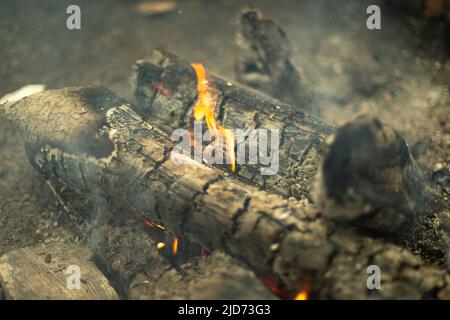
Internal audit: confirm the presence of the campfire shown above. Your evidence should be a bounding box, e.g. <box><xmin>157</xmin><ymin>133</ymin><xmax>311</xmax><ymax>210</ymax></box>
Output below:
<box><xmin>0</xmin><ymin>1</ymin><xmax>449</xmax><ymax>302</ymax></box>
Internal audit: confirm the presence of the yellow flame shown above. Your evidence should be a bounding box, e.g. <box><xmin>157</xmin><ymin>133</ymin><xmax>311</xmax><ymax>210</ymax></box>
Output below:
<box><xmin>294</xmin><ymin>290</ymin><xmax>308</xmax><ymax>300</ymax></box>
<box><xmin>172</xmin><ymin>236</ymin><xmax>179</xmax><ymax>256</ymax></box>
<box><xmin>191</xmin><ymin>63</ymin><xmax>235</xmax><ymax>172</ymax></box>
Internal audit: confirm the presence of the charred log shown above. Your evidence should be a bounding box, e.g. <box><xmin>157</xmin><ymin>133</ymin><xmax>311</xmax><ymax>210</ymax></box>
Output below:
<box><xmin>2</xmin><ymin>86</ymin><xmax>449</xmax><ymax>299</ymax></box>
<box><xmin>132</xmin><ymin>49</ymin><xmax>330</xmax><ymax>202</ymax></box>
<box><xmin>314</xmin><ymin>115</ymin><xmax>441</xmax><ymax>222</ymax></box>
<box><xmin>313</xmin><ymin>115</ymin><xmax>447</xmax><ymax>263</ymax></box>
<box><xmin>235</xmin><ymin>8</ymin><xmax>312</xmax><ymax>109</ymax></box>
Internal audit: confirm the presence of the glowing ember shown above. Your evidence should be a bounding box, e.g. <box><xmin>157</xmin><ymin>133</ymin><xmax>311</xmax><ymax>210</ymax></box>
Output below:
<box><xmin>260</xmin><ymin>276</ymin><xmax>291</xmax><ymax>299</ymax></box>
<box><xmin>155</xmin><ymin>242</ymin><xmax>166</xmax><ymax>250</ymax></box>
<box><xmin>144</xmin><ymin>219</ymin><xmax>166</xmax><ymax>231</ymax></box>
<box><xmin>153</xmin><ymin>83</ymin><xmax>172</xmax><ymax>97</ymax></box>
<box><xmin>191</xmin><ymin>63</ymin><xmax>236</xmax><ymax>172</ymax></box>
<box><xmin>294</xmin><ymin>290</ymin><xmax>308</xmax><ymax>300</ymax></box>
<box><xmin>172</xmin><ymin>236</ymin><xmax>179</xmax><ymax>256</ymax></box>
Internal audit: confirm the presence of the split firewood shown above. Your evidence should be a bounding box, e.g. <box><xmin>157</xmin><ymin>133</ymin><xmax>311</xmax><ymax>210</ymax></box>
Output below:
<box><xmin>0</xmin><ymin>242</ymin><xmax>119</xmax><ymax>300</ymax></box>
<box><xmin>129</xmin><ymin>251</ymin><xmax>278</xmax><ymax>300</ymax></box>
<box><xmin>235</xmin><ymin>8</ymin><xmax>312</xmax><ymax>109</ymax></box>
<box><xmin>2</xmin><ymin>86</ymin><xmax>449</xmax><ymax>299</ymax></box>
<box><xmin>132</xmin><ymin>49</ymin><xmax>331</xmax><ymax>202</ymax></box>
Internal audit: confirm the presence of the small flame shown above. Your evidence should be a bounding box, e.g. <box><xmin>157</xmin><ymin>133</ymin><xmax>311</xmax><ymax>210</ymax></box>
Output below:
<box><xmin>172</xmin><ymin>236</ymin><xmax>179</xmax><ymax>256</ymax></box>
<box><xmin>294</xmin><ymin>290</ymin><xmax>308</xmax><ymax>300</ymax></box>
<box><xmin>191</xmin><ymin>63</ymin><xmax>236</xmax><ymax>172</ymax></box>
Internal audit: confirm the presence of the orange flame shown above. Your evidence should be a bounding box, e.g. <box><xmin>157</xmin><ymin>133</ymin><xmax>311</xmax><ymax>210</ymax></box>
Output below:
<box><xmin>172</xmin><ymin>236</ymin><xmax>179</xmax><ymax>256</ymax></box>
<box><xmin>294</xmin><ymin>290</ymin><xmax>308</xmax><ymax>300</ymax></box>
<box><xmin>191</xmin><ymin>63</ymin><xmax>236</xmax><ymax>172</ymax></box>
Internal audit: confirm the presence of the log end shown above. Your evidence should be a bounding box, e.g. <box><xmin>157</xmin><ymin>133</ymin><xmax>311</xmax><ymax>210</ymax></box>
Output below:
<box><xmin>313</xmin><ymin>115</ymin><xmax>429</xmax><ymax>230</ymax></box>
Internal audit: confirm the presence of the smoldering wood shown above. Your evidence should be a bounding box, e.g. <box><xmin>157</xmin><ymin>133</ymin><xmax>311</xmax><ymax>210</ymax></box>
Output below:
<box><xmin>314</xmin><ymin>116</ymin><xmax>441</xmax><ymax>221</ymax></box>
<box><xmin>131</xmin><ymin>49</ymin><xmax>331</xmax><ymax>203</ymax></box>
<box><xmin>313</xmin><ymin>115</ymin><xmax>448</xmax><ymax>263</ymax></box>
<box><xmin>131</xmin><ymin>51</ymin><xmax>443</xmax><ymax>240</ymax></box>
<box><xmin>90</xmin><ymin>223</ymin><xmax>159</xmax><ymax>294</ymax></box>
<box><xmin>2</xmin><ymin>86</ymin><xmax>449</xmax><ymax>299</ymax></box>
<box><xmin>129</xmin><ymin>251</ymin><xmax>278</xmax><ymax>300</ymax></box>
<box><xmin>235</xmin><ymin>8</ymin><xmax>312</xmax><ymax>109</ymax></box>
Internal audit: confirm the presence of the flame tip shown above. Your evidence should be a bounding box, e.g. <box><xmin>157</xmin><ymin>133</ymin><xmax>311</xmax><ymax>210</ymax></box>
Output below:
<box><xmin>191</xmin><ymin>63</ymin><xmax>236</xmax><ymax>173</ymax></box>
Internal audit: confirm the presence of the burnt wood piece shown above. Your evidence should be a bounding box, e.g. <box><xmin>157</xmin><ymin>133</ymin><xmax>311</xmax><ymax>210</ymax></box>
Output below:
<box><xmin>2</xmin><ymin>87</ymin><xmax>449</xmax><ymax>299</ymax></box>
<box><xmin>0</xmin><ymin>242</ymin><xmax>119</xmax><ymax>300</ymax></box>
<box><xmin>313</xmin><ymin>116</ymin><xmax>447</xmax><ymax>263</ymax></box>
<box><xmin>132</xmin><ymin>49</ymin><xmax>331</xmax><ymax>201</ymax></box>
<box><xmin>235</xmin><ymin>8</ymin><xmax>312</xmax><ymax>109</ymax></box>
<box><xmin>314</xmin><ymin>115</ymin><xmax>442</xmax><ymax>223</ymax></box>
<box><xmin>129</xmin><ymin>251</ymin><xmax>278</xmax><ymax>300</ymax></box>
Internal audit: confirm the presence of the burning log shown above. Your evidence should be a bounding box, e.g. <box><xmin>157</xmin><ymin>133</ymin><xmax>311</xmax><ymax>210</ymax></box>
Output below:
<box><xmin>2</xmin><ymin>86</ymin><xmax>449</xmax><ymax>299</ymax></box>
<box><xmin>235</xmin><ymin>8</ymin><xmax>312</xmax><ymax>109</ymax></box>
<box><xmin>130</xmin><ymin>51</ymin><xmax>444</xmax><ymax>241</ymax></box>
<box><xmin>132</xmin><ymin>49</ymin><xmax>331</xmax><ymax>202</ymax></box>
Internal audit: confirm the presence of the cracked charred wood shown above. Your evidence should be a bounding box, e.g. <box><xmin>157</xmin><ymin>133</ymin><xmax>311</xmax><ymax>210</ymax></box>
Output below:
<box><xmin>314</xmin><ymin>115</ymin><xmax>441</xmax><ymax>224</ymax></box>
<box><xmin>235</xmin><ymin>8</ymin><xmax>312</xmax><ymax>109</ymax></box>
<box><xmin>129</xmin><ymin>251</ymin><xmax>278</xmax><ymax>300</ymax></box>
<box><xmin>2</xmin><ymin>86</ymin><xmax>449</xmax><ymax>299</ymax></box>
<box><xmin>132</xmin><ymin>49</ymin><xmax>331</xmax><ymax>201</ymax></box>
<box><xmin>313</xmin><ymin>115</ymin><xmax>447</xmax><ymax>262</ymax></box>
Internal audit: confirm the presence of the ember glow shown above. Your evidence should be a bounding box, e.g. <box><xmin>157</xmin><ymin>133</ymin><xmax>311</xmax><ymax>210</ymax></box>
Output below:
<box><xmin>144</xmin><ymin>219</ymin><xmax>180</xmax><ymax>256</ymax></box>
<box><xmin>191</xmin><ymin>63</ymin><xmax>236</xmax><ymax>172</ymax></box>
<box><xmin>294</xmin><ymin>290</ymin><xmax>308</xmax><ymax>300</ymax></box>
<box><xmin>156</xmin><ymin>242</ymin><xmax>166</xmax><ymax>250</ymax></box>
<box><xmin>144</xmin><ymin>219</ymin><xmax>166</xmax><ymax>231</ymax></box>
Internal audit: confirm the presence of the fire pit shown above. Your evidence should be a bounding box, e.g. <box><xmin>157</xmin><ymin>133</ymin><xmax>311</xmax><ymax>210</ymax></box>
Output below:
<box><xmin>0</xmin><ymin>0</ymin><xmax>449</xmax><ymax>301</ymax></box>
